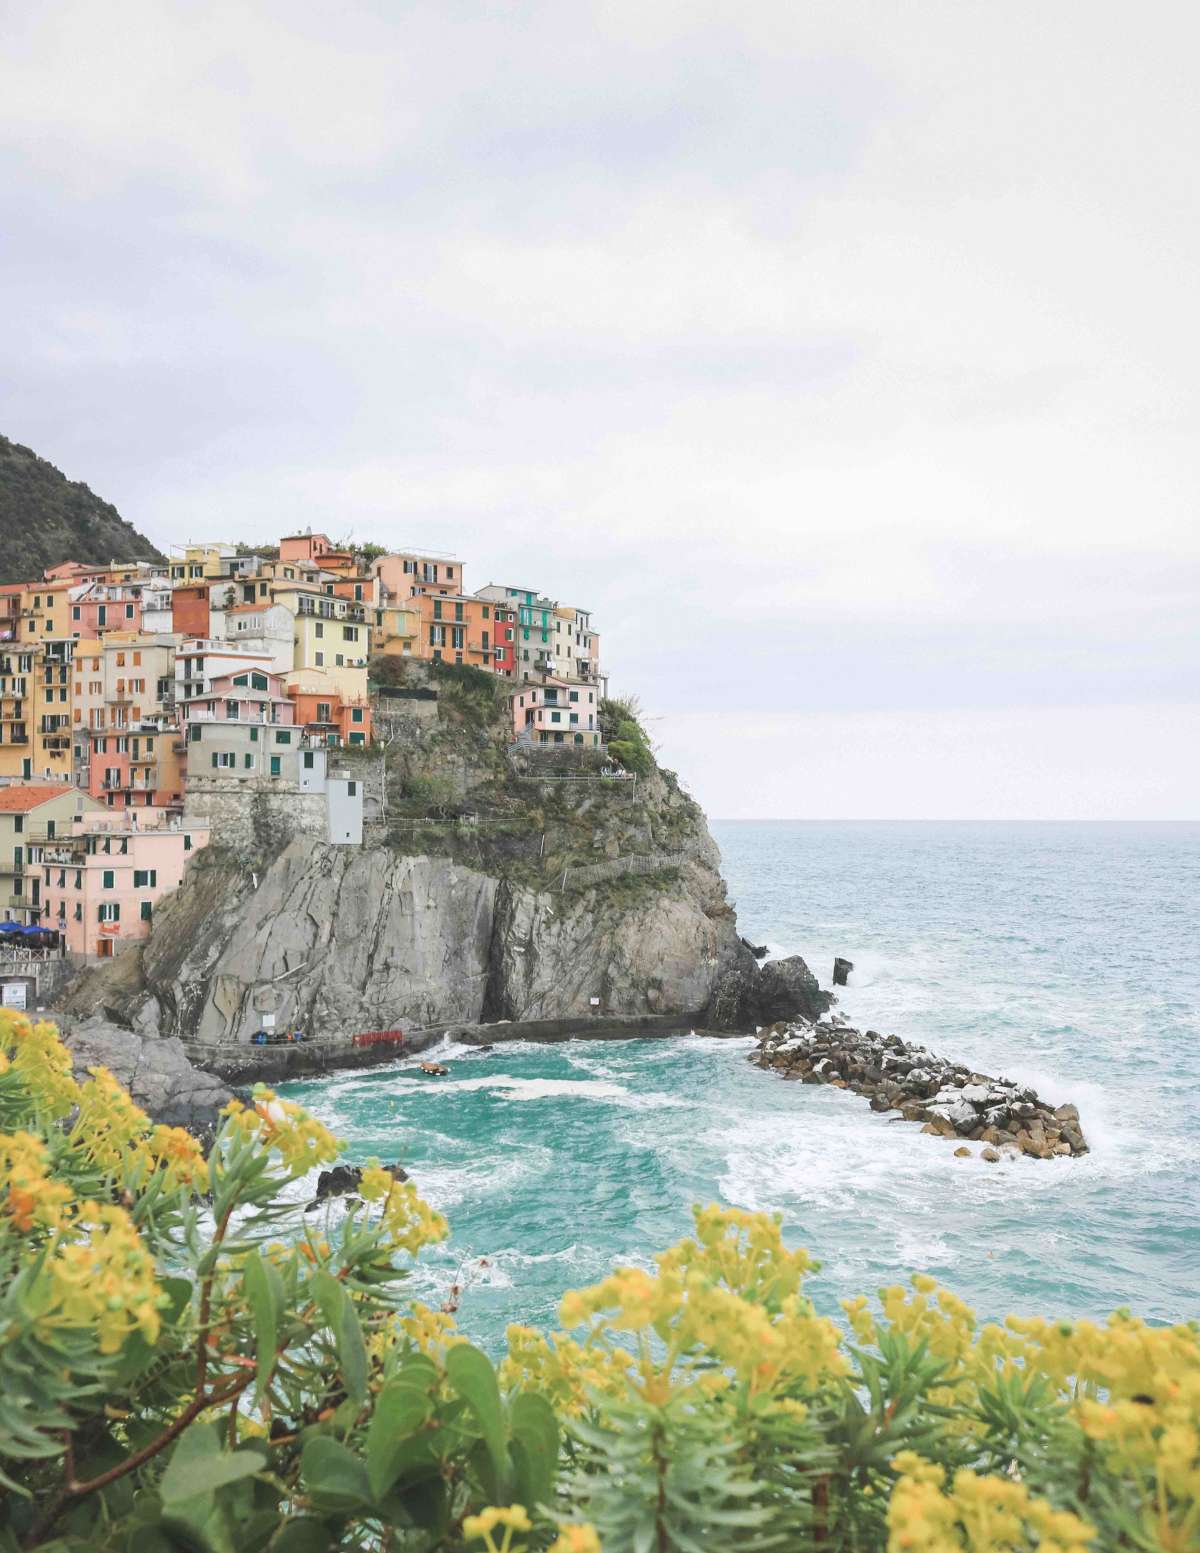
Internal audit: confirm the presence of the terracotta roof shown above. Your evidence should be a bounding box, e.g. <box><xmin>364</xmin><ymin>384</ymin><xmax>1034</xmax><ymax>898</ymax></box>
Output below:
<box><xmin>0</xmin><ymin>785</ymin><xmax>74</xmax><ymax>812</ymax></box>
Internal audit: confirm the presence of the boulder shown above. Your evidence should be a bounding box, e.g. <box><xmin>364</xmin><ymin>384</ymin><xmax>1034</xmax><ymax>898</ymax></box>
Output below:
<box><xmin>707</xmin><ymin>954</ymin><xmax>831</xmax><ymax>1031</ymax></box>
<box><xmin>832</xmin><ymin>957</ymin><xmax>854</xmax><ymax>986</ymax></box>
<box><xmin>953</xmin><ymin>1146</ymin><xmax>971</xmax><ymax>1158</ymax></box>
<box><xmin>63</xmin><ymin>1016</ymin><xmax>233</xmax><ymax>1129</ymax></box>
<box><xmin>981</xmin><ymin>1147</ymin><xmax>1001</xmax><ymax>1163</ymax></box>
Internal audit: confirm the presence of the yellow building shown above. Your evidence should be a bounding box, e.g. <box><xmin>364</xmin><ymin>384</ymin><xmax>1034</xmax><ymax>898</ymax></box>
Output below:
<box><xmin>371</xmin><ymin>602</ymin><xmax>419</xmax><ymax>657</ymax></box>
<box><xmin>168</xmin><ymin>544</ymin><xmax>237</xmax><ymax>582</ymax></box>
<box><xmin>271</xmin><ymin>584</ymin><xmax>372</xmax><ymax>702</ymax></box>
<box><xmin>0</xmin><ymin>645</ymin><xmax>74</xmax><ymax>783</ymax></box>
<box><xmin>17</xmin><ymin>580</ymin><xmax>75</xmax><ymax>645</ymax></box>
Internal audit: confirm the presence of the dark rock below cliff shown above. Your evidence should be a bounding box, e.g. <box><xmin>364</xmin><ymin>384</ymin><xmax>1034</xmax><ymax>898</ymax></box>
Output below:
<box><xmin>705</xmin><ymin>954</ymin><xmax>831</xmax><ymax>1031</ymax></box>
<box><xmin>64</xmin><ymin>1016</ymin><xmax>234</xmax><ymax>1127</ymax></box>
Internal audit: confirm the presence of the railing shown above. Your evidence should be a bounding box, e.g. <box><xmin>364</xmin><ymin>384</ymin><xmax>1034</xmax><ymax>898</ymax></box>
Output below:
<box><xmin>560</xmin><ymin>851</ymin><xmax>687</xmax><ymax>891</ymax></box>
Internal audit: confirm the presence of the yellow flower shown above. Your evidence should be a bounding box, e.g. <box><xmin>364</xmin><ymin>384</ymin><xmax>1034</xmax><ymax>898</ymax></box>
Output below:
<box><xmin>43</xmin><ymin>1203</ymin><xmax>162</xmax><ymax>1354</ymax></box>
<box><xmin>463</xmin><ymin>1504</ymin><xmax>532</xmax><ymax>1551</ymax></box>
<box><xmin>223</xmin><ymin>1086</ymin><xmax>342</xmax><ymax>1174</ymax></box>
<box><xmin>358</xmin><ymin>1159</ymin><xmax>448</xmax><ymax>1253</ymax></box>
<box><xmin>69</xmin><ymin>1066</ymin><xmax>150</xmax><ymax>1171</ymax></box>
<box><xmin>548</xmin><ymin>1526</ymin><xmax>602</xmax><ymax>1553</ymax></box>
<box><xmin>0</xmin><ymin>1011</ymin><xmax>80</xmax><ymax>1117</ymax></box>
<box><xmin>400</xmin><ymin>1301</ymin><xmax>465</xmax><ymax>1357</ymax></box>
<box><xmin>143</xmin><ymin>1124</ymin><xmax>210</xmax><ymax>1192</ymax></box>
<box><xmin>0</xmin><ymin>1130</ymin><xmax>74</xmax><ymax>1232</ymax></box>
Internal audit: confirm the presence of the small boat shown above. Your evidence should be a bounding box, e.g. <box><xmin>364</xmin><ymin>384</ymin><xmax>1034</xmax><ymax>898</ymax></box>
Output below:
<box><xmin>418</xmin><ymin>1061</ymin><xmax>449</xmax><ymax>1077</ymax></box>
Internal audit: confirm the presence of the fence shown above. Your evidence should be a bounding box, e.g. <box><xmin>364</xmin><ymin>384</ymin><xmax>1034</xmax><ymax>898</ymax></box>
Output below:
<box><xmin>560</xmin><ymin>850</ymin><xmax>688</xmax><ymax>891</ymax></box>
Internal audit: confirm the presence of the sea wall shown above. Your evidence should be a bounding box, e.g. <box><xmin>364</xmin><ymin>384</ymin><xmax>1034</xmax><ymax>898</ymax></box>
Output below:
<box><xmin>752</xmin><ymin>1019</ymin><xmax>1088</xmax><ymax>1160</ymax></box>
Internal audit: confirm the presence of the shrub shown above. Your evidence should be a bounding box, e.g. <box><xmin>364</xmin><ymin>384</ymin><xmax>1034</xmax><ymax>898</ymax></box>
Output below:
<box><xmin>598</xmin><ymin>699</ymin><xmax>654</xmax><ymax>778</ymax></box>
<box><xmin>2</xmin><ymin>1011</ymin><xmax>1197</xmax><ymax>1552</ymax></box>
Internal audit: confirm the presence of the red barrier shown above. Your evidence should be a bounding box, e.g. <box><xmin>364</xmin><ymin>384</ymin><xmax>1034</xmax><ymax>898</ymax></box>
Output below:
<box><xmin>351</xmin><ymin>1030</ymin><xmax>408</xmax><ymax>1049</ymax></box>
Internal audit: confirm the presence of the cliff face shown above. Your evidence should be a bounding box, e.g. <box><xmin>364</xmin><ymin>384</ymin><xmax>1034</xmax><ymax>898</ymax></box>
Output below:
<box><xmin>66</xmin><ymin>664</ymin><xmax>815</xmax><ymax>1041</ymax></box>
<box><xmin>69</xmin><ymin>795</ymin><xmax>751</xmax><ymax>1043</ymax></box>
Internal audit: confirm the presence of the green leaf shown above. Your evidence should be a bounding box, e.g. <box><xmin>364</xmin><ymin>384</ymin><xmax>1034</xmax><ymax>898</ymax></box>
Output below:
<box><xmin>310</xmin><ymin>1271</ymin><xmax>367</xmax><ymax>1405</ymax></box>
<box><xmin>444</xmin><ymin>1344</ymin><xmax>509</xmax><ymax>1499</ymax></box>
<box><xmin>299</xmin><ymin>1437</ymin><xmax>371</xmax><ymax>1515</ymax></box>
<box><xmin>510</xmin><ymin>1391</ymin><xmax>559</xmax><ymax>1509</ymax></box>
<box><xmin>271</xmin><ymin>1522</ymin><xmax>331</xmax><ymax>1553</ymax></box>
<box><xmin>160</xmin><ymin>1424</ymin><xmax>261</xmax><ymax>1506</ymax></box>
<box><xmin>243</xmin><ymin>1251</ymin><xmax>283</xmax><ymax>1405</ymax></box>
<box><xmin>366</xmin><ymin>1381</ymin><xmax>432</xmax><ymax>1500</ymax></box>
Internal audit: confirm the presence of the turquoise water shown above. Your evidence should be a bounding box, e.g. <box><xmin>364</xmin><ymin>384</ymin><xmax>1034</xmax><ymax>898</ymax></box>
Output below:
<box><xmin>279</xmin><ymin>822</ymin><xmax>1200</xmax><ymax>1346</ymax></box>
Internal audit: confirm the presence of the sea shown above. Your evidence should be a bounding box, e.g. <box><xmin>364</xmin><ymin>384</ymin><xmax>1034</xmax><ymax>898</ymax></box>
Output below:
<box><xmin>277</xmin><ymin>821</ymin><xmax>1200</xmax><ymax>1348</ymax></box>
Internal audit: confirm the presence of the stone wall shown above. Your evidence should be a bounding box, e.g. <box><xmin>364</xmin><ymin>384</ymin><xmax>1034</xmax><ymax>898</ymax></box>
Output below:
<box><xmin>184</xmin><ymin>776</ymin><xmax>328</xmax><ymax>853</ymax></box>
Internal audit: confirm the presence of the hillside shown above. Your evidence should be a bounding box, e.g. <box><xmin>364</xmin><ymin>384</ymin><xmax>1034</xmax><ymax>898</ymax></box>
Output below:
<box><xmin>65</xmin><ymin>660</ymin><xmax>826</xmax><ymax>1039</ymax></box>
<box><xmin>0</xmin><ymin>434</ymin><xmax>164</xmax><ymax>581</ymax></box>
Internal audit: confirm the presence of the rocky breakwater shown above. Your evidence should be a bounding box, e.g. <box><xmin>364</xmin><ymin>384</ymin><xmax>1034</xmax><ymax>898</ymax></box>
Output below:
<box><xmin>752</xmin><ymin>1020</ymin><xmax>1088</xmax><ymax>1160</ymax></box>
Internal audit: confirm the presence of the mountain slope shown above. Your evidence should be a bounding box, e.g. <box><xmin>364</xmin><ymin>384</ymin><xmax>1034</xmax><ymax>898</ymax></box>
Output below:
<box><xmin>0</xmin><ymin>435</ymin><xmax>164</xmax><ymax>581</ymax></box>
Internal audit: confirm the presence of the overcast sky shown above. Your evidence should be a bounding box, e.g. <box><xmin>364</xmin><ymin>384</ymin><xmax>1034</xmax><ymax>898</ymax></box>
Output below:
<box><xmin>2</xmin><ymin>1</ymin><xmax>1196</xmax><ymax>818</ymax></box>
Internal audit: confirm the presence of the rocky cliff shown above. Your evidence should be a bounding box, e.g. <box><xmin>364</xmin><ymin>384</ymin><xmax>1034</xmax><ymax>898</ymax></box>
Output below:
<box><xmin>65</xmin><ymin>665</ymin><xmax>825</xmax><ymax>1043</ymax></box>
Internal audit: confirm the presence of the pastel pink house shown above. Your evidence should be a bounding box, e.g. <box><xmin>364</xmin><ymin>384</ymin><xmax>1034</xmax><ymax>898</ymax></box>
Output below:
<box><xmin>31</xmin><ymin>815</ymin><xmax>211</xmax><ymax>960</ymax></box>
<box><xmin>68</xmin><ymin>583</ymin><xmax>144</xmax><ymax>638</ymax></box>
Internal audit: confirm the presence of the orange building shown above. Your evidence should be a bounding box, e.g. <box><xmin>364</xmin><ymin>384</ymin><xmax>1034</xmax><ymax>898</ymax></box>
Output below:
<box><xmin>17</xmin><ymin>580</ymin><xmax>76</xmax><ymax>645</ymax></box>
<box><xmin>284</xmin><ymin>668</ymin><xmax>372</xmax><ymax>748</ymax></box>
<box><xmin>410</xmin><ymin>590</ymin><xmax>498</xmax><ymax>669</ymax></box>
<box><xmin>171</xmin><ymin>584</ymin><xmax>210</xmax><ymax>638</ymax></box>
<box><xmin>373</xmin><ymin>551</ymin><xmax>462</xmax><ymax>600</ymax></box>
<box><xmin>278</xmin><ymin>531</ymin><xmax>354</xmax><ymax>569</ymax></box>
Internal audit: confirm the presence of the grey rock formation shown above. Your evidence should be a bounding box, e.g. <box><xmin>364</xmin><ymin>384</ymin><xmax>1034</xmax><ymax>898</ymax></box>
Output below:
<box><xmin>64</xmin><ymin>1015</ymin><xmax>234</xmax><ymax>1127</ymax></box>
<box><xmin>751</xmin><ymin>1021</ymin><xmax>1087</xmax><ymax>1158</ymax></box>
<box><xmin>705</xmin><ymin>954</ymin><xmax>831</xmax><ymax>1032</ymax></box>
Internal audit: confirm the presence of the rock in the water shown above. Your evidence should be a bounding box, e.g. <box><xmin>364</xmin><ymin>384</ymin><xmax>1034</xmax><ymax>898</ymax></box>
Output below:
<box><xmin>749</xmin><ymin>1019</ymin><xmax>1087</xmax><ymax>1161</ymax></box>
<box><xmin>308</xmin><ymin>1161</ymin><xmax>409</xmax><ymax>1209</ymax></box>
<box><xmin>706</xmin><ymin>954</ymin><xmax>831</xmax><ymax>1031</ymax></box>
<box><xmin>741</xmin><ymin>938</ymin><xmax>769</xmax><ymax>959</ymax></box>
<box><xmin>981</xmin><ymin>1146</ymin><xmax>1001</xmax><ymax>1162</ymax></box>
<box><xmin>63</xmin><ymin>1016</ymin><xmax>234</xmax><ymax>1128</ymax></box>
<box><xmin>954</xmin><ymin>1145</ymin><xmax>971</xmax><ymax>1158</ymax></box>
<box><xmin>832</xmin><ymin>956</ymin><xmax>854</xmax><ymax>986</ymax></box>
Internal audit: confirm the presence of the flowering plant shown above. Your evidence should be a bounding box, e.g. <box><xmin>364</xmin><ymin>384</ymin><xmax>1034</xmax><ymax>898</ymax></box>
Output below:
<box><xmin>2</xmin><ymin>1008</ymin><xmax>1197</xmax><ymax>1552</ymax></box>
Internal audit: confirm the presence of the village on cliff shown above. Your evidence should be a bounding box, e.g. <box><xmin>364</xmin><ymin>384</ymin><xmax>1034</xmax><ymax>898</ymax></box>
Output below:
<box><xmin>0</xmin><ymin>534</ymin><xmax>605</xmax><ymax>974</ymax></box>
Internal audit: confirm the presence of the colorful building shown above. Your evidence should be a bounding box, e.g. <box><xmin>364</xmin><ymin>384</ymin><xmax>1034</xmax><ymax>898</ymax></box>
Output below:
<box><xmin>477</xmin><ymin>585</ymin><xmax>557</xmax><ymax>681</ymax></box>
<box><xmin>373</xmin><ymin>551</ymin><xmax>463</xmax><ymax>600</ymax></box>
<box><xmin>370</xmin><ymin>602</ymin><xmax>419</xmax><ymax>658</ymax></box>
<box><xmin>279</xmin><ymin>531</ymin><xmax>354</xmax><ymax>569</ymax></box>
<box><xmin>510</xmin><ymin>679</ymin><xmax>601</xmax><ymax>746</ymax></box>
<box><xmin>409</xmin><ymin>590</ymin><xmax>498</xmax><ymax>669</ymax></box>
<box><xmin>171</xmin><ymin>583</ymin><xmax>211</xmax><ymax>639</ymax></box>
<box><xmin>284</xmin><ymin>668</ymin><xmax>372</xmax><ymax>747</ymax></box>
<box><xmin>0</xmin><ymin>784</ymin><xmax>104</xmax><ymax>924</ymax></box>
<box><xmin>269</xmin><ymin>584</ymin><xmax>371</xmax><ymax>702</ymax></box>
<box><xmin>30</xmin><ymin>813</ymin><xmax>210</xmax><ymax>959</ymax></box>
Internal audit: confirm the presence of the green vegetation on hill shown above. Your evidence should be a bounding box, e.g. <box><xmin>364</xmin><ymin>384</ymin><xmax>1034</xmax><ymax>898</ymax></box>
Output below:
<box><xmin>0</xmin><ymin>434</ymin><xmax>163</xmax><ymax>582</ymax></box>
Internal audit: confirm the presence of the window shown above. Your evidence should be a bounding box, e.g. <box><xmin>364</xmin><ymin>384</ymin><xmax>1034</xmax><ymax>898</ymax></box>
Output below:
<box><xmin>270</xmin><ymin>756</ymin><xmax>281</xmax><ymax>777</ymax></box>
<box><xmin>454</xmin><ymin>603</ymin><xmax>464</xmax><ymax>622</ymax></box>
<box><xmin>226</xmin><ymin>700</ymin><xmax>239</xmax><ymax>719</ymax></box>
<box><xmin>303</xmin><ymin>752</ymin><xmax>315</xmax><ymax>769</ymax></box>
<box><xmin>244</xmin><ymin>753</ymin><xmax>254</xmax><ymax>769</ymax></box>
<box><xmin>315</xmin><ymin>652</ymin><xmax>324</xmax><ymax>666</ymax></box>
<box><xmin>249</xmin><ymin>726</ymin><xmax>258</xmax><ymax>742</ymax></box>
<box><xmin>351</xmin><ymin>707</ymin><xmax>363</xmax><ymax>723</ymax></box>
<box><xmin>335</xmin><ymin>654</ymin><xmax>344</xmax><ymax>667</ymax></box>
<box><xmin>13</xmin><ymin>816</ymin><xmax>22</xmax><ymax>834</ymax></box>
<box><xmin>183</xmin><ymin>835</ymin><xmax>192</xmax><ymax>851</ymax></box>
<box><xmin>433</xmin><ymin>600</ymin><xmax>442</xmax><ymax>619</ymax></box>
<box><xmin>482</xmin><ymin>605</ymin><xmax>490</xmax><ymax>619</ymax></box>
<box><xmin>342</xmin><ymin>625</ymin><xmax>358</xmax><ymax>642</ymax></box>
<box><xmin>140</xmin><ymin>900</ymin><xmax>153</xmax><ymax>922</ymax></box>
<box><xmin>251</xmin><ymin>672</ymin><xmax>269</xmax><ymax>690</ymax></box>
<box><xmin>315</xmin><ymin>622</ymin><xmax>324</xmax><ymax>638</ymax></box>
<box><xmin>98</xmin><ymin>902</ymin><xmax>120</xmax><ymax>922</ymax></box>
<box><xmin>347</xmin><ymin>781</ymin><xmax>357</xmax><ymax>796</ymax></box>
<box><xmin>102</xmin><ymin>869</ymin><xmax>115</xmax><ymax>889</ymax></box>
<box><xmin>569</xmin><ymin>690</ymin><xmax>579</xmax><ymax>702</ymax></box>
<box><xmin>550</xmin><ymin>711</ymin><xmax>561</xmax><ymax>724</ymax></box>
<box><xmin>133</xmin><ymin>869</ymin><xmax>157</xmax><ymax>888</ymax></box>
<box><xmin>275</xmin><ymin>730</ymin><xmax>291</xmax><ymax>745</ymax></box>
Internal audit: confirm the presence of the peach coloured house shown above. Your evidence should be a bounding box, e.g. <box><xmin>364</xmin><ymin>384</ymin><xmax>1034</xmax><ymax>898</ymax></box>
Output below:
<box><xmin>279</xmin><ymin>531</ymin><xmax>354</xmax><ymax>569</ymax></box>
<box><xmin>372</xmin><ymin>551</ymin><xmax>463</xmax><ymax>600</ymax></box>
<box><xmin>67</xmin><ymin>582</ymin><xmax>143</xmax><ymax>639</ymax></box>
<box><xmin>30</xmin><ymin>814</ymin><xmax>210</xmax><ymax>960</ymax></box>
